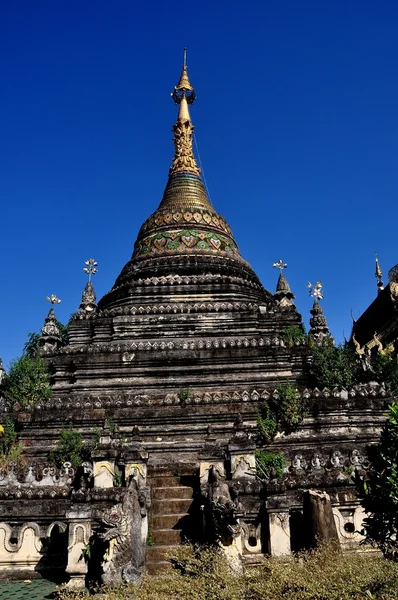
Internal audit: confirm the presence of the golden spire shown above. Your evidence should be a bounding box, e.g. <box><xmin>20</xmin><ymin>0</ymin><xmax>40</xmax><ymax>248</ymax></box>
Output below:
<box><xmin>375</xmin><ymin>253</ymin><xmax>384</xmax><ymax>294</ymax></box>
<box><xmin>169</xmin><ymin>48</ymin><xmax>200</xmax><ymax>176</ymax></box>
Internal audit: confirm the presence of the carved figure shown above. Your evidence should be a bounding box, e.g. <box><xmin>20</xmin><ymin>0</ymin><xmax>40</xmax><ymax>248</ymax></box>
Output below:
<box><xmin>99</xmin><ymin>478</ymin><xmax>149</xmax><ymax>585</ymax></box>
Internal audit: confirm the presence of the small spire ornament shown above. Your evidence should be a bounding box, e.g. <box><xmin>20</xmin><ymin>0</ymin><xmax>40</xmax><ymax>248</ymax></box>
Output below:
<box><xmin>307</xmin><ymin>281</ymin><xmax>332</xmax><ymax>345</ymax></box>
<box><xmin>80</xmin><ymin>258</ymin><xmax>98</xmax><ymax>312</ymax></box>
<box><xmin>273</xmin><ymin>260</ymin><xmax>295</xmax><ymax>308</ymax></box>
<box><xmin>40</xmin><ymin>295</ymin><xmax>61</xmax><ymax>353</ymax></box>
<box><xmin>375</xmin><ymin>254</ymin><xmax>384</xmax><ymax>294</ymax></box>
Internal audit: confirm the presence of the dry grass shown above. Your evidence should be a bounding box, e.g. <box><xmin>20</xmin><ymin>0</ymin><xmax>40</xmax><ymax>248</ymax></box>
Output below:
<box><xmin>55</xmin><ymin>544</ymin><xmax>398</xmax><ymax>600</ymax></box>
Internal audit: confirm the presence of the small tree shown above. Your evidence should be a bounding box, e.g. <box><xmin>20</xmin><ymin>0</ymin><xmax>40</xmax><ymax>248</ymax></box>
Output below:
<box><xmin>309</xmin><ymin>338</ymin><xmax>359</xmax><ymax>389</ymax></box>
<box><xmin>49</xmin><ymin>426</ymin><xmax>91</xmax><ymax>469</ymax></box>
<box><xmin>0</xmin><ymin>355</ymin><xmax>52</xmax><ymax>407</ymax></box>
<box><xmin>358</xmin><ymin>402</ymin><xmax>398</xmax><ymax>559</ymax></box>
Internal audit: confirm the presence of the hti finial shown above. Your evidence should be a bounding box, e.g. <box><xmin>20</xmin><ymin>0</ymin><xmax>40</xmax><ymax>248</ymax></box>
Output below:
<box><xmin>375</xmin><ymin>253</ymin><xmax>384</xmax><ymax>294</ymax></box>
<box><xmin>307</xmin><ymin>281</ymin><xmax>324</xmax><ymax>301</ymax></box>
<box><xmin>273</xmin><ymin>259</ymin><xmax>288</xmax><ymax>273</ymax></box>
<box><xmin>46</xmin><ymin>294</ymin><xmax>61</xmax><ymax>305</ymax></box>
<box><xmin>83</xmin><ymin>258</ymin><xmax>98</xmax><ymax>283</ymax></box>
<box><xmin>172</xmin><ymin>48</ymin><xmax>195</xmax><ymax>104</ymax></box>
<box><xmin>169</xmin><ymin>49</ymin><xmax>200</xmax><ymax>176</ymax></box>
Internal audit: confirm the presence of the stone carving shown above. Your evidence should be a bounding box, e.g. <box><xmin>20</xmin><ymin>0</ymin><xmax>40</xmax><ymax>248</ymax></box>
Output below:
<box><xmin>99</xmin><ymin>478</ymin><xmax>149</xmax><ymax>585</ymax></box>
<box><xmin>311</xmin><ymin>454</ymin><xmax>326</xmax><ymax>470</ymax></box>
<box><xmin>80</xmin><ymin>281</ymin><xmax>97</xmax><ymax>312</ymax></box>
<box><xmin>292</xmin><ymin>455</ymin><xmax>307</xmax><ymax>470</ymax></box>
<box><xmin>0</xmin><ymin>522</ymin><xmax>43</xmax><ymax>570</ymax></box>
<box><xmin>200</xmin><ymin>466</ymin><xmax>241</xmax><ymax>545</ymax></box>
<box><xmin>39</xmin><ymin>307</ymin><xmax>61</xmax><ymax>353</ymax></box>
<box><xmin>330</xmin><ymin>451</ymin><xmax>344</xmax><ymax>469</ymax></box>
<box><xmin>0</xmin><ymin>462</ymin><xmax>75</xmax><ymax>487</ymax></box>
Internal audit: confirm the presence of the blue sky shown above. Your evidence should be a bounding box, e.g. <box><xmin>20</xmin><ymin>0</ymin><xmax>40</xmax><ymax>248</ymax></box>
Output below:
<box><xmin>1</xmin><ymin>1</ymin><xmax>398</xmax><ymax>368</ymax></box>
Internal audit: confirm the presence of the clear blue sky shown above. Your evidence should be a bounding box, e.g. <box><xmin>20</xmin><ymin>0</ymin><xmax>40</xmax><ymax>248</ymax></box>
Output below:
<box><xmin>1</xmin><ymin>1</ymin><xmax>398</xmax><ymax>368</ymax></box>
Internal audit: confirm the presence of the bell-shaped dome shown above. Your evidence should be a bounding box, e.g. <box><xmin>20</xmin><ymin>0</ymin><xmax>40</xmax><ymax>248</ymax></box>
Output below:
<box><xmin>99</xmin><ymin>54</ymin><xmax>270</xmax><ymax>311</ymax></box>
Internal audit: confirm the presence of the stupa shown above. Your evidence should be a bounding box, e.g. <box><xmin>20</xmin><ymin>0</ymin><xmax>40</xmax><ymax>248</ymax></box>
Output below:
<box><xmin>0</xmin><ymin>52</ymin><xmax>389</xmax><ymax>585</ymax></box>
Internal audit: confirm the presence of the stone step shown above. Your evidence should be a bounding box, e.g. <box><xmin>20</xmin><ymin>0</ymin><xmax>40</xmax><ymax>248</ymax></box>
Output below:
<box><xmin>152</xmin><ymin>486</ymin><xmax>193</xmax><ymax>500</ymax></box>
<box><xmin>152</xmin><ymin>513</ymin><xmax>189</xmax><ymax>530</ymax></box>
<box><xmin>152</xmin><ymin>528</ymin><xmax>182</xmax><ymax>545</ymax></box>
<box><xmin>147</xmin><ymin>545</ymin><xmax>179</xmax><ymax>561</ymax></box>
<box><xmin>152</xmin><ymin>498</ymin><xmax>192</xmax><ymax>515</ymax></box>
<box><xmin>146</xmin><ymin>560</ymin><xmax>172</xmax><ymax>575</ymax></box>
<box><xmin>148</xmin><ymin>476</ymin><xmax>181</xmax><ymax>488</ymax></box>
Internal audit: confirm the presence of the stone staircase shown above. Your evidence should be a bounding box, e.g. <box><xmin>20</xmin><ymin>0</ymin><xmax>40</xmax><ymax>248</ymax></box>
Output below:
<box><xmin>146</xmin><ymin>475</ymin><xmax>194</xmax><ymax>575</ymax></box>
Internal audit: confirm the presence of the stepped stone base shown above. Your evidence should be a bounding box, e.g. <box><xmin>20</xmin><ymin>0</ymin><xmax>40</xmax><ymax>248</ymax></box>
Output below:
<box><xmin>147</xmin><ymin>475</ymin><xmax>195</xmax><ymax>575</ymax></box>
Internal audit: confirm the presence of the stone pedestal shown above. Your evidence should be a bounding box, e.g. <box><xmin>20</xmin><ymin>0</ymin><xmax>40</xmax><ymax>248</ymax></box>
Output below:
<box><xmin>65</xmin><ymin>510</ymin><xmax>91</xmax><ymax>589</ymax></box>
<box><xmin>228</xmin><ymin>439</ymin><xmax>256</xmax><ymax>480</ymax></box>
<box><xmin>269</xmin><ymin>510</ymin><xmax>291</xmax><ymax>556</ymax></box>
<box><xmin>92</xmin><ymin>443</ymin><xmax>118</xmax><ymax>488</ymax></box>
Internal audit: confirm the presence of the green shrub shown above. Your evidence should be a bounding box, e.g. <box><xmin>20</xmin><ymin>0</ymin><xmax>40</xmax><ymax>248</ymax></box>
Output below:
<box><xmin>0</xmin><ymin>355</ymin><xmax>52</xmax><ymax>407</ymax></box>
<box><xmin>283</xmin><ymin>325</ymin><xmax>306</xmax><ymax>347</ymax></box>
<box><xmin>357</xmin><ymin>402</ymin><xmax>398</xmax><ymax>559</ymax></box>
<box><xmin>0</xmin><ymin>417</ymin><xmax>24</xmax><ymax>470</ymax></box>
<box><xmin>49</xmin><ymin>426</ymin><xmax>91</xmax><ymax>469</ymax></box>
<box><xmin>309</xmin><ymin>337</ymin><xmax>358</xmax><ymax>389</ymax></box>
<box><xmin>53</xmin><ymin>543</ymin><xmax>398</xmax><ymax>600</ymax></box>
<box><xmin>257</xmin><ymin>383</ymin><xmax>305</xmax><ymax>443</ymax></box>
<box><xmin>178</xmin><ymin>389</ymin><xmax>191</xmax><ymax>401</ymax></box>
<box><xmin>255</xmin><ymin>450</ymin><xmax>285</xmax><ymax>481</ymax></box>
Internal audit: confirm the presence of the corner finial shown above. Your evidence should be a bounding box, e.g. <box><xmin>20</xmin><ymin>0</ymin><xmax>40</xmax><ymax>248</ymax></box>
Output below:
<box><xmin>81</xmin><ymin>258</ymin><xmax>98</xmax><ymax>312</ymax></box>
<box><xmin>307</xmin><ymin>282</ymin><xmax>332</xmax><ymax>345</ymax></box>
<box><xmin>169</xmin><ymin>49</ymin><xmax>200</xmax><ymax>176</ymax></box>
<box><xmin>375</xmin><ymin>253</ymin><xmax>384</xmax><ymax>294</ymax></box>
<box><xmin>273</xmin><ymin>260</ymin><xmax>295</xmax><ymax>308</ymax></box>
<box><xmin>40</xmin><ymin>295</ymin><xmax>62</xmax><ymax>353</ymax></box>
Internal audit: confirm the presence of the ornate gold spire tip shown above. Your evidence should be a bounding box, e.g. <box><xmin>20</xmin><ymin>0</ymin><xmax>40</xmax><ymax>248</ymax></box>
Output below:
<box><xmin>169</xmin><ymin>49</ymin><xmax>200</xmax><ymax>177</ymax></box>
<box><xmin>375</xmin><ymin>253</ymin><xmax>384</xmax><ymax>293</ymax></box>
<box><xmin>375</xmin><ymin>254</ymin><xmax>382</xmax><ymax>278</ymax></box>
<box><xmin>172</xmin><ymin>47</ymin><xmax>195</xmax><ymax>101</ymax></box>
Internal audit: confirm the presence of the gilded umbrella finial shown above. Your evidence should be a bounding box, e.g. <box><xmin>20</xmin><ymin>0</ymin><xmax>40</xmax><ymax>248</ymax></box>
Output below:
<box><xmin>169</xmin><ymin>49</ymin><xmax>200</xmax><ymax>176</ymax></box>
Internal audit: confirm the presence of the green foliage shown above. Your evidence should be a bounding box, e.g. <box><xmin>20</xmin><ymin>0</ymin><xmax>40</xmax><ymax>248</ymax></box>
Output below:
<box><xmin>49</xmin><ymin>426</ymin><xmax>91</xmax><ymax>469</ymax></box>
<box><xmin>257</xmin><ymin>383</ymin><xmax>305</xmax><ymax>443</ymax></box>
<box><xmin>373</xmin><ymin>354</ymin><xmax>398</xmax><ymax>397</ymax></box>
<box><xmin>54</xmin><ymin>544</ymin><xmax>398</xmax><ymax>600</ymax></box>
<box><xmin>0</xmin><ymin>417</ymin><xmax>24</xmax><ymax>469</ymax></box>
<box><xmin>309</xmin><ymin>337</ymin><xmax>358</xmax><ymax>389</ymax></box>
<box><xmin>23</xmin><ymin>332</ymin><xmax>41</xmax><ymax>358</ymax></box>
<box><xmin>0</xmin><ymin>355</ymin><xmax>52</xmax><ymax>407</ymax></box>
<box><xmin>283</xmin><ymin>324</ymin><xmax>306</xmax><ymax>347</ymax></box>
<box><xmin>80</xmin><ymin>541</ymin><xmax>91</xmax><ymax>563</ymax></box>
<box><xmin>179</xmin><ymin>389</ymin><xmax>191</xmax><ymax>401</ymax></box>
<box><xmin>357</xmin><ymin>402</ymin><xmax>398</xmax><ymax>559</ymax></box>
<box><xmin>0</xmin><ymin>417</ymin><xmax>17</xmax><ymax>456</ymax></box>
<box><xmin>113</xmin><ymin>473</ymin><xmax>123</xmax><ymax>487</ymax></box>
<box><xmin>255</xmin><ymin>449</ymin><xmax>285</xmax><ymax>481</ymax></box>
